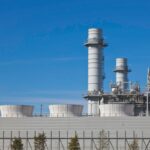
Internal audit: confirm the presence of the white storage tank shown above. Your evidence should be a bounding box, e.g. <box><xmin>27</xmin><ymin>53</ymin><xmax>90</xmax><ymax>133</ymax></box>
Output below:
<box><xmin>99</xmin><ymin>103</ymin><xmax>135</xmax><ymax>117</ymax></box>
<box><xmin>49</xmin><ymin>104</ymin><xmax>83</xmax><ymax>117</ymax></box>
<box><xmin>0</xmin><ymin>105</ymin><xmax>34</xmax><ymax>117</ymax></box>
<box><xmin>88</xmin><ymin>100</ymin><xmax>99</xmax><ymax>116</ymax></box>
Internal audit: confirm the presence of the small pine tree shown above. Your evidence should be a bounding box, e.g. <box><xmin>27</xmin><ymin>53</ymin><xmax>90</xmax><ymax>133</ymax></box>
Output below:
<box><xmin>11</xmin><ymin>137</ymin><xmax>23</xmax><ymax>150</ymax></box>
<box><xmin>129</xmin><ymin>138</ymin><xmax>139</xmax><ymax>150</ymax></box>
<box><xmin>98</xmin><ymin>130</ymin><xmax>109</xmax><ymax>150</ymax></box>
<box><xmin>68</xmin><ymin>133</ymin><xmax>81</xmax><ymax>150</ymax></box>
<box><xmin>34</xmin><ymin>133</ymin><xmax>46</xmax><ymax>150</ymax></box>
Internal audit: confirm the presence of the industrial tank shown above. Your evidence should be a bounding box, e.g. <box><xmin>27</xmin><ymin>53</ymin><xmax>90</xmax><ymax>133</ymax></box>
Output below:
<box><xmin>88</xmin><ymin>100</ymin><xmax>99</xmax><ymax>116</ymax></box>
<box><xmin>49</xmin><ymin>104</ymin><xmax>83</xmax><ymax>117</ymax></box>
<box><xmin>99</xmin><ymin>103</ymin><xmax>135</xmax><ymax>117</ymax></box>
<box><xmin>0</xmin><ymin>105</ymin><xmax>34</xmax><ymax>117</ymax></box>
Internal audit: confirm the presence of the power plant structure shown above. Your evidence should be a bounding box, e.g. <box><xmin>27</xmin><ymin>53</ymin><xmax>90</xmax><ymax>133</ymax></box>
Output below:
<box><xmin>84</xmin><ymin>28</ymin><xmax>146</xmax><ymax>117</ymax></box>
<box><xmin>0</xmin><ymin>28</ymin><xmax>150</xmax><ymax>149</ymax></box>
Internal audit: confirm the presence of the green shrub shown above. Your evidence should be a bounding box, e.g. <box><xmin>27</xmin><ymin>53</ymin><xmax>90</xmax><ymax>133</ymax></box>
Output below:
<box><xmin>34</xmin><ymin>133</ymin><xmax>46</xmax><ymax>150</ymax></box>
<box><xmin>11</xmin><ymin>137</ymin><xmax>23</xmax><ymax>150</ymax></box>
<box><xmin>68</xmin><ymin>133</ymin><xmax>81</xmax><ymax>150</ymax></box>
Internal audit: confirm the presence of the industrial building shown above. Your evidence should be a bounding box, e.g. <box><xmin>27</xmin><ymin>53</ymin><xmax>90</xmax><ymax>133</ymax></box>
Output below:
<box><xmin>0</xmin><ymin>28</ymin><xmax>150</xmax><ymax>149</ymax></box>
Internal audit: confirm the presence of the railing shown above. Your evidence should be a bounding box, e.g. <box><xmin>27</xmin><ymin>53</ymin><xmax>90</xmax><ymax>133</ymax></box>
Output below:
<box><xmin>85</xmin><ymin>38</ymin><xmax>107</xmax><ymax>46</ymax></box>
<box><xmin>115</xmin><ymin>66</ymin><xmax>131</xmax><ymax>72</ymax></box>
<box><xmin>0</xmin><ymin>130</ymin><xmax>150</xmax><ymax>150</ymax></box>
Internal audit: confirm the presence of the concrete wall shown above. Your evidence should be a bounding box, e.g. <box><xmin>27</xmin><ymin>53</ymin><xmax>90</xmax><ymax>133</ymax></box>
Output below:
<box><xmin>0</xmin><ymin>117</ymin><xmax>150</xmax><ymax>149</ymax></box>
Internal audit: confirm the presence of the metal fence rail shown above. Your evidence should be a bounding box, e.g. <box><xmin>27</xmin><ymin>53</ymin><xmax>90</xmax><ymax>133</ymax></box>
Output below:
<box><xmin>0</xmin><ymin>131</ymin><xmax>150</xmax><ymax>150</ymax></box>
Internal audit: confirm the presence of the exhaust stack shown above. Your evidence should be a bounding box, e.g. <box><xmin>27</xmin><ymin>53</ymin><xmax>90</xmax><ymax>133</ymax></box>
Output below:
<box><xmin>85</xmin><ymin>28</ymin><xmax>106</xmax><ymax>93</ymax></box>
<box><xmin>114</xmin><ymin>58</ymin><xmax>131</xmax><ymax>92</ymax></box>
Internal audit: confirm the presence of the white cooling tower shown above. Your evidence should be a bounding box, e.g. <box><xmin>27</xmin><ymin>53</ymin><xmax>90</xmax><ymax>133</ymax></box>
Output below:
<box><xmin>49</xmin><ymin>104</ymin><xmax>83</xmax><ymax>117</ymax></box>
<box><xmin>0</xmin><ymin>105</ymin><xmax>34</xmax><ymax>117</ymax></box>
<box><xmin>99</xmin><ymin>103</ymin><xmax>135</xmax><ymax>117</ymax></box>
<box><xmin>114</xmin><ymin>58</ymin><xmax>131</xmax><ymax>92</ymax></box>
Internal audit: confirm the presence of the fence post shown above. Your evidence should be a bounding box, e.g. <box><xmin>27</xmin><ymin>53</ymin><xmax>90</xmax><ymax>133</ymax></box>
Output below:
<box><xmin>10</xmin><ymin>131</ymin><xmax>13</xmax><ymax>150</ymax></box>
<box><xmin>83</xmin><ymin>131</ymin><xmax>85</xmax><ymax>150</ymax></box>
<box><xmin>91</xmin><ymin>131</ymin><xmax>93</xmax><ymax>150</ymax></box>
<box><xmin>26</xmin><ymin>131</ymin><xmax>28</xmax><ymax>150</ymax></box>
<box><xmin>116</xmin><ymin>131</ymin><xmax>118</xmax><ymax>150</ymax></box>
<box><xmin>58</xmin><ymin>131</ymin><xmax>60</xmax><ymax>150</ymax></box>
<box><xmin>2</xmin><ymin>131</ymin><xmax>5</xmax><ymax>150</ymax></box>
<box><xmin>125</xmin><ymin>131</ymin><xmax>127</xmax><ymax>150</ymax></box>
<box><xmin>67</xmin><ymin>131</ymin><xmax>69</xmax><ymax>150</ymax></box>
<box><xmin>50</xmin><ymin>131</ymin><xmax>52</xmax><ymax>150</ymax></box>
<box><xmin>108</xmin><ymin>131</ymin><xmax>110</xmax><ymax>150</ymax></box>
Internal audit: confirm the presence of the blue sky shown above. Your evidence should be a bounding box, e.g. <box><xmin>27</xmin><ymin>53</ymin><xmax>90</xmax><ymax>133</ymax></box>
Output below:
<box><xmin>0</xmin><ymin>0</ymin><xmax>150</xmax><ymax>113</ymax></box>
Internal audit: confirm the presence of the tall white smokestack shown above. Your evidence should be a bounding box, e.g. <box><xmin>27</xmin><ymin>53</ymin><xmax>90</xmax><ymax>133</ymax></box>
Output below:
<box><xmin>84</xmin><ymin>28</ymin><xmax>107</xmax><ymax>116</ymax></box>
<box><xmin>114</xmin><ymin>58</ymin><xmax>131</xmax><ymax>92</ymax></box>
<box><xmin>85</xmin><ymin>28</ymin><xmax>105</xmax><ymax>93</ymax></box>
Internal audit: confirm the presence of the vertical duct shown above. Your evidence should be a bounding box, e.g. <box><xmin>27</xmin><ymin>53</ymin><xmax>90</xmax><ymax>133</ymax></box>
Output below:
<box><xmin>114</xmin><ymin>58</ymin><xmax>131</xmax><ymax>92</ymax></box>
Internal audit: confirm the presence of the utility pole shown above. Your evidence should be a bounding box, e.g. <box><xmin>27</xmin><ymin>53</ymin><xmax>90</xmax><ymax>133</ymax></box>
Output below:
<box><xmin>146</xmin><ymin>68</ymin><xmax>150</xmax><ymax>116</ymax></box>
<box><xmin>40</xmin><ymin>104</ymin><xmax>43</xmax><ymax>116</ymax></box>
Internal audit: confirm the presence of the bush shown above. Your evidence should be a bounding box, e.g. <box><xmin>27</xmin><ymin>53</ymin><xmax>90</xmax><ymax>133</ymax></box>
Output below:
<box><xmin>68</xmin><ymin>133</ymin><xmax>81</xmax><ymax>150</ymax></box>
<box><xmin>34</xmin><ymin>133</ymin><xmax>47</xmax><ymax>150</ymax></box>
<box><xmin>11</xmin><ymin>137</ymin><xmax>23</xmax><ymax>150</ymax></box>
<box><xmin>129</xmin><ymin>138</ymin><xmax>139</xmax><ymax>150</ymax></box>
<box><xmin>98</xmin><ymin>130</ymin><xmax>109</xmax><ymax>150</ymax></box>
